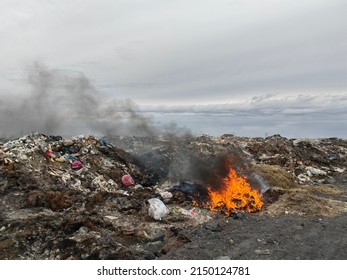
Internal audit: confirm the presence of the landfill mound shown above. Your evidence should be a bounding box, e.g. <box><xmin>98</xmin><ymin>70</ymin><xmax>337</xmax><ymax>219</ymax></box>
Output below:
<box><xmin>0</xmin><ymin>133</ymin><xmax>346</xmax><ymax>260</ymax></box>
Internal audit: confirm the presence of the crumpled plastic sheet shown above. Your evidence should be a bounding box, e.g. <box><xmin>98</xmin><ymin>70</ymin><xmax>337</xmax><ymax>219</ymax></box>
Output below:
<box><xmin>148</xmin><ymin>198</ymin><xmax>169</xmax><ymax>220</ymax></box>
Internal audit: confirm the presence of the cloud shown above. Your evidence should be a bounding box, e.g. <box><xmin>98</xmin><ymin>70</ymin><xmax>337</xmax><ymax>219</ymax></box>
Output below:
<box><xmin>142</xmin><ymin>93</ymin><xmax>347</xmax><ymax>138</ymax></box>
<box><xmin>0</xmin><ymin>64</ymin><xmax>345</xmax><ymax>138</ymax></box>
<box><xmin>0</xmin><ymin>0</ymin><xmax>346</xmax><ymax>105</ymax></box>
<box><xmin>0</xmin><ymin>1</ymin><xmax>345</xmax><ymax>138</ymax></box>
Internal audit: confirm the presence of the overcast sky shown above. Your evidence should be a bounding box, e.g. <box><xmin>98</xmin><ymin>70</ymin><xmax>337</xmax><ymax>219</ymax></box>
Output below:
<box><xmin>0</xmin><ymin>0</ymin><xmax>346</xmax><ymax>137</ymax></box>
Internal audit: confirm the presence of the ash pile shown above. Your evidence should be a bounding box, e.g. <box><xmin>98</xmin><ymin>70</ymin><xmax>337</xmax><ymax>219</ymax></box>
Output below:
<box><xmin>0</xmin><ymin>133</ymin><xmax>346</xmax><ymax>260</ymax></box>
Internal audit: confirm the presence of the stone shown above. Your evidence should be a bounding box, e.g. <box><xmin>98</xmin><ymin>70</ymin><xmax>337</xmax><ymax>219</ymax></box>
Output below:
<box><xmin>147</xmin><ymin>232</ymin><xmax>165</xmax><ymax>242</ymax></box>
<box><xmin>205</xmin><ymin>221</ymin><xmax>222</xmax><ymax>232</ymax></box>
<box><xmin>230</xmin><ymin>211</ymin><xmax>247</xmax><ymax>220</ymax></box>
<box><xmin>306</xmin><ymin>166</ymin><xmax>327</xmax><ymax>176</ymax></box>
<box><xmin>160</xmin><ymin>191</ymin><xmax>173</xmax><ymax>201</ymax></box>
<box><xmin>255</xmin><ymin>249</ymin><xmax>271</xmax><ymax>255</ymax></box>
<box><xmin>214</xmin><ymin>256</ymin><xmax>231</xmax><ymax>260</ymax></box>
<box><xmin>145</xmin><ymin>241</ymin><xmax>163</xmax><ymax>253</ymax></box>
<box><xmin>102</xmin><ymin>159</ymin><xmax>114</xmax><ymax>168</ymax></box>
<box><xmin>298</xmin><ymin>173</ymin><xmax>310</xmax><ymax>182</ymax></box>
<box><xmin>134</xmin><ymin>184</ymin><xmax>144</xmax><ymax>190</ymax></box>
<box><xmin>104</xmin><ymin>216</ymin><xmax>118</xmax><ymax>220</ymax></box>
<box><xmin>333</xmin><ymin>167</ymin><xmax>345</xmax><ymax>173</ymax></box>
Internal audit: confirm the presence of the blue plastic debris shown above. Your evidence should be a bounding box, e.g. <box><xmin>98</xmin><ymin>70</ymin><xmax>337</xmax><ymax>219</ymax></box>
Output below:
<box><xmin>99</xmin><ymin>138</ymin><xmax>107</xmax><ymax>145</ymax></box>
<box><xmin>65</xmin><ymin>154</ymin><xmax>79</xmax><ymax>161</ymax></box>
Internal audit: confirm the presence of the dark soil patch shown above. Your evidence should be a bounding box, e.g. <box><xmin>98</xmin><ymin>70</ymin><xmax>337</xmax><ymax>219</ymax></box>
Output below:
<box><xmin>159</xmin><ymin>214</ymin><xmax>347</xmax><ymax>260</ymax></box>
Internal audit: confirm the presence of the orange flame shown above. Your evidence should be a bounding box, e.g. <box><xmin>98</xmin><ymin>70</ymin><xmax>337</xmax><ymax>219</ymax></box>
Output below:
<box><xmin>207</xmin><ymin>166</ymin><xmax>263</xmax><ymax>214</ymax></box>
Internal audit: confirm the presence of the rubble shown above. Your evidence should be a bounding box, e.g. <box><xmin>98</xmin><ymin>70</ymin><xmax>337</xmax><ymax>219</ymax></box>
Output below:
<box><xmin>159</xmin><ymin>191</ymin><xmax>173</xmax><ymax>202</ymax></box>
<box><xmin>0</xmin><ymin>133</ymin><xmax>220</xmax><ymax>259</ymax></box>
<box><xmin>229</xmin><ymin>135</ymin><xmax>346</xmax><ymax>185</ymax></box>
<box><xmin>306</xmin><ymin>166</ymin><xmax>327</xmax><ymax>176</ymax></box>
<box><xmin>109</xmin><ymin>134</ymin><xmax>347</xmax><ymax>188</ymax></box>
<box><xmin>0</xmin><ymin>133</ymin><xmax>346</xmax><ymax>260</ymax></box>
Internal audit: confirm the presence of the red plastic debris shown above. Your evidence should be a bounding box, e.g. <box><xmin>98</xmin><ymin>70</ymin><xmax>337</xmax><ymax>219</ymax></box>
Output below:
<box><xmin>44</xmin><ymin>149</ymin><xmax>56</xmax><ymax>159</ymax></box>
<box><xmin>71</xmin><ymin>160</ymin><xmax>83</xmax><ymax>170</ymax></box>
<box><xmin>121</xmin><ymin>174</ymin><xmax>135</xmax><ymax>186</ymax></box>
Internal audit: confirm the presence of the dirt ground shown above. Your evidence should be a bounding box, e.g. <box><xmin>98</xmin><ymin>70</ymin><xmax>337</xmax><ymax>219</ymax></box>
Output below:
<box><xmin>159</xmin><ymin>213</ymin><xmax>347</xmax><ymax>260</ymax></box>
<box><xmin>159</xmin><ymin>182</ymin><xmax>347</xmax><ymax>260</ymax></box>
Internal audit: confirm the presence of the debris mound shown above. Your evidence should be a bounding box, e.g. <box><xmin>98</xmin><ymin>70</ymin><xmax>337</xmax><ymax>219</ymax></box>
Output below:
<box><xmin>0</xmin><ymin>133</ymin><xmax>213</xmax><ymax>259</ymax></box>
<box><xmin>0</xmin><ymin>133</ymin><xmax>346</xmax><ymax>260</ymax></box>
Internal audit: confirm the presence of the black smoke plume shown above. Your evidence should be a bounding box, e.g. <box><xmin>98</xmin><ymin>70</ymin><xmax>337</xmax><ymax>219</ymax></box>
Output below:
<box><xmin>170</xmin><ymin>151</ymin><xmax>267</xmax><ymax>195</ymax></box>
<box><xmin>0</xmin><ymin>62</ymin><xmax>157</xmax><ymax>138</ymax></box>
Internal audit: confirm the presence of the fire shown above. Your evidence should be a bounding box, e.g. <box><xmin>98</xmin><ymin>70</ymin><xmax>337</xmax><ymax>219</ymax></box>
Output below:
<box><xmin>207</xmin><ymin>166</ymin><xmax>263</xmax><ymax>214</ymax></box>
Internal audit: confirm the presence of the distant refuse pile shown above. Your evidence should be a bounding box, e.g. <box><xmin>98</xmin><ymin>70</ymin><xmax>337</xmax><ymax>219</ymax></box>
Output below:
<box><xmin>0</xmin><ymin>132</ymin><xmax>142</xmax><ymax>195</ymax></box>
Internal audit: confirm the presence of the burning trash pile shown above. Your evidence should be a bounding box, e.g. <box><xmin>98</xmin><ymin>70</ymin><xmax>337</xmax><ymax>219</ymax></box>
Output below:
<box><xmin>173</xmin><ymin>164</ymin><xmax>263</xmax><ymax>215</ymax></box>
<box><xmin>0</xmin><ymin>133</ymin><xmax>346</xmax><ymax>260</ymax></box>
<box><xmin>203</xmin><ymin>166</ymin><xmax>263</xmax><ymax>214</ymax></box>
<box><xmin>0</xmin><ymin>133</ymin><xmax>262</xmax><ymax>259</ymax></box>
<box><xmin>111</xmin><ymin>134</ymin><xmax>347</xmax><ymax>217</ymax></box>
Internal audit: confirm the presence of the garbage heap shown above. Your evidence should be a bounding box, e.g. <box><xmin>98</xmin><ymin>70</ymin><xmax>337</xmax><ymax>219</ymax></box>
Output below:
<box><xmin>110</xmin><ymin>134</ymin><xmax>347</xmax><ymax>217</ymax></box>
<box><xmin>110</xmin><ymin>134</ymin><xmax>347</xmax><ymax>188</ymax></box>
<box><xmin>224</xmin><ymin>134</ymin><xmax>347</xmax><ymax>186</ymax></box>
<box><xmin>0</xmin><ymin>133</ymin><xmax>212</xmax><ymax>260</ymax></box>
<box><xmin>0</xmin><ymin>133</ymin><xmax>346</xmax><ymax>260</ymax></box>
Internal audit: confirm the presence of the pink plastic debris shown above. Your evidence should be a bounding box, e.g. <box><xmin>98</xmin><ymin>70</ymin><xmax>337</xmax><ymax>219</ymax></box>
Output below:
<box><xmin>121</xmin><ymin>174</ymin><xmax>135</xmax><ymax>186</ymax></box>
<box><xmin>71</xmin><ymin>160</ymin><xmax>83</xmax><ymax>170</ymax></box>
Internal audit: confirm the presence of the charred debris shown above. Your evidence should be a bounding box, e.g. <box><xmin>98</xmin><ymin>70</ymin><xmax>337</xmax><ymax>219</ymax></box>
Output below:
<box><xmin>0</xmin><ymin>133</ymin><xmax>346</xmax><ymax>259</ymax></box>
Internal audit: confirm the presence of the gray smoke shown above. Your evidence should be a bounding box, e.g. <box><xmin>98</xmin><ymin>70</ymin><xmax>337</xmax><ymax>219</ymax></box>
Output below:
<box><xmin>0</xmin><ymin>63</ymin><xmax>160</xmax><ymax>138</ymax></box>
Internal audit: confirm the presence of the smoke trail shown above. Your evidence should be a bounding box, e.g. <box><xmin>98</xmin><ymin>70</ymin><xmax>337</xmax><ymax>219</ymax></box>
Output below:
<box><xmin>0</xmin><ymin>62</ymin><xmax>157</xmax><ymax>137</ymax></box>
<box><xmin>184</xmin><ymin>153</ymin><xmax>268</xmax><ymax>192</ymax></box>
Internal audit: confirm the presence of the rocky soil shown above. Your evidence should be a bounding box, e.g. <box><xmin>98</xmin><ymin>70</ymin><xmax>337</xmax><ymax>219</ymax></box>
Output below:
<box><xmin>0</xmin><ymin>133</ymin><xmax>346</xmax><ymax>259</ymax></box>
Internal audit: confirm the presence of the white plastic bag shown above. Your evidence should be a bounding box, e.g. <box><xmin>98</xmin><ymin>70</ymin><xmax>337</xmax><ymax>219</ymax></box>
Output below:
<box><xmin>148</xmin><ymin>198</ymin><xmax>169</xmax><ymax>220</ymax></box>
